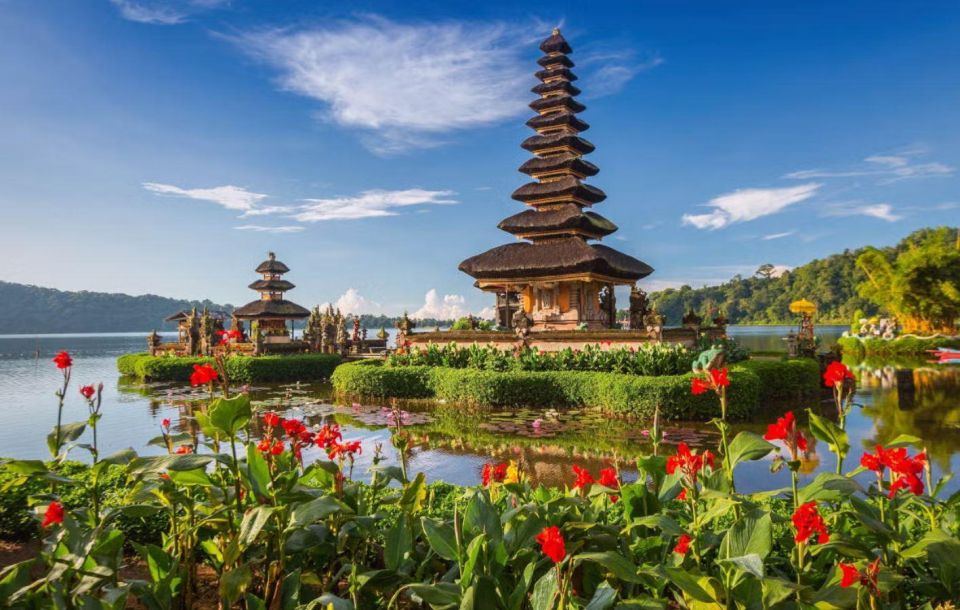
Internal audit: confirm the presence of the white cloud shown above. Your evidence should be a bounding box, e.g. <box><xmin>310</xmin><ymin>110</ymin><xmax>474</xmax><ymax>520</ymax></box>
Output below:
<box><xmin>144</xmin><ymin>182</ymin><xmax>268</xmax><ymax>212</ymax></box>
<box><xmin>579</xmin><ymin>50</ymin><xmax>663</xmax><ymax>98</ymax></box>
<box><xmin>234</xmin><ymin>225</ymin><xmax>305</xmax><ymax>234</ymax></box>
<box><xmin>109</xmin><ymin>0</ymin><xmax>227</xmax><ymax>25</ymax></box>
<box><xmin>413</xmin><ymin>289</ymin><xmax>469</xmax><ymax>320</ymax></box>
<box><xmin>682</xmin><ymin>183</ymin><xmax>820</xmax><ymax>230</ymax></box>
<box><xmin>235</xmin><ymin>18</ymin><xmax>534</xmax><ymax>153</ymax></box>
<box><xmin>785</xmin><ymin>149</ymin><xmax>954</xmax><ymax>183</ymax></box>
<box><xmin>330</xmin><ymin>288</ymin><xmax>384</xmax><ymax>315</ymax></box>
<box><xmin>292</xmin><ymin>189</ymin><xmax>457</xmax><ymax>222</ymax></box>
<box><xmin>824</xmin><ymin>203</ymin><xmax>902</xmax><ymax>222</ymax></box>
<box><xmin>762</xmin><ymin>231</ymin><xmax>795</xmax><ymax>240</ymax></box>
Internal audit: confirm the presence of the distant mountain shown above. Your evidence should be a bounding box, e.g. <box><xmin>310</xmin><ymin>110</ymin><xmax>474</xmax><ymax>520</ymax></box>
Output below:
<box><xmin>0</xmin><ymin>282</ymin><xmax>232</xmax><ymax>334</ymax></box>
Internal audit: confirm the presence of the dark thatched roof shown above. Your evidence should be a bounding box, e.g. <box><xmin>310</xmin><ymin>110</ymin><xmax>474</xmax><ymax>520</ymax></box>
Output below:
<box><xmin>518</xmin><ymin>153</ymin><xmax>599</xmax><ymax>178</ymax></box>
<box><xmin>531</xmin><ymin>81</ymin><xmax>581</xmax><ymax>96</ymax></box>
<box><xmin>233</xmin><ymin>299</ymin><xmax>310</xmax><ymax>319</ymax></box>
<box><xmin>529</xmin><ymin>95</ymin><xmax>585</xmax><ymax>114</ymax></box>
<box><xmin>512</xmin><ymin>176</ymin><xmax>606</xmax><ymax>205</ymax></box>
<box><xmin>535</xmin><ymin>67</ymin><xmax>577</xmax><ymax>82</ymax></box>
<box><xmin>539</xmin><ymin>30</ymin><xmax>572</xmax><ymax>54</ymax></box>
<box><xmin>537</xmin><ymin>54</ymin><xmax>573</xmax><ymax>68</ymax></box>
<box><xmin>255</xmin><ymin>252</ymin><xmax>290</xmax><ymax>274</ymax></box>
<box><xmin>165</xmin><ymin>310</ymin><xmax>189</xmax><ymax>322</ymax></box>
<box><xmin>248</xmin><ymin>279</ymin><xmax>295</xmax><ymax>292</ymax></box>
<box><xmin>498</xmin><ymin>205</ymin><xmax>617</xmax><ymax>238</ymax></box>
<box><xmin>526</xmin><ymin>112</ymin><xmax>589</xmax><ymax>133</ymax></box>
<box><xmin>459</xmin><ymin>237</ymin><xmax>652</xmax><ymax>283</ymax></box>
<box><xmin>521</xmin><ymin>133</ymin><xmax>595</xmax><ymax>155</ymax></box>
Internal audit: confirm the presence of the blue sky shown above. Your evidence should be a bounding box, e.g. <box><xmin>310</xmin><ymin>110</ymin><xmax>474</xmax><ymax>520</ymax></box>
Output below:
<box><xmin>1</xmin><ymin>1</ymin><xmax>958</xmax><ymax>318</ymax></box>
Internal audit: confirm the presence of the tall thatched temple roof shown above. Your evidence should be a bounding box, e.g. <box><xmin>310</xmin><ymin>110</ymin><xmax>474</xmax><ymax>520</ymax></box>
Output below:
<box><xmin>234</xmin><ymin>253</ymin><xmax>310</xmax><ymax>320</ymax></box>
<box><xmin>459</xmin><ymin>29</ymin><xmax>653</xmax><ymax>288</ymax></box>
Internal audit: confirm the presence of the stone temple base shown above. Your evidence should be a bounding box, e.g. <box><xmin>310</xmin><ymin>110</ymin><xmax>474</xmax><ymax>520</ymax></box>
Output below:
<box><xmin>401</xmin><ymin>326</ymin><xmax>725</xmax><ymax>352</ymax></box>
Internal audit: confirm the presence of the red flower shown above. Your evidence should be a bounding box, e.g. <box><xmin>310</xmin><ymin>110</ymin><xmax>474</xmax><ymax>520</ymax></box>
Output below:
<box><xmin>52</xmin><ymin>351</ymin><xmax>72</xmax><ymax>369</ymax></box>
<box><xmin>764</xmin><ymin>411</ymin><xmax>808</xmax><ymax>459</ymax></box>
<box><xmin>823</xmin><ymin>362</ymin><xmax>855</xmax><ymax>388</ymax></box>
<box><xmin>271</xmin><ymin>440</ymin><xmax>284</xmax><ymax>456</ymax></box>
<box><xmin>598</xmin><ymin>467</ymin><xmax>619</xmax><ymax>490</ymax></box>
<box><xmin>263</xmin><ymin>412</ymin><xmax>282</xmax><ymax>428</ymax></box>
<box><xmin>572</xmin><ymin>465</ymin><xmax>595</xmax><ymax>489</ymax></box>
<box><xmin>79</xmin><ymin>385</ymin><xmax>95</xmax><ymax>399</ymax></box>
<box><xmin>862</xmin><ymin>445</ymin><xmax>926</xmax><ymax>496</ymax></box>
<box><xmin>838</xmin><ymin>559</ymin><xmax>881</xmax><ymax>594</ymax></box>
<box><xmin>691</xmin><ymin>377</ymin><xmax>711</xmax><ymax>395</ymax></box>
<box><xmin>41</xmin><ymin>501</ymin><xmax>64</xmax><ymax>527</ymax></box>
<box><xmin>159</xmin><ymin>473</ymin><xmax>171</xmax><ymax>481</ymax></box>
<box><xmin>677</xmin><ymin>488</ymin><xmax>687</xmax><ymax>501</ymax></box>
<box><xmin>481</xmin><ymin>463</ymin><xmax>508</xmax><ymax>486</ymax></box>
<box><xmin>535</xmin><ymin>526</ymin><xmax>566</xmax><ymax>563</ymax></box>
<box><xmin>314</xmin><ymin>423</ymin><xmax>342</xmax><ymax>449</ymax></box>
<box><xmin>889</xmin><ymin>473</ymin><xmax>924</xmax><ymax>497</ymax></box>
<box><xmin>666</xmin><ymin>442</ymin><xmax>712</xmax><ymax>480</ymax></box>
<box><xmin>175</xmin><ymin>445</ymin><xmax>192</xmax><ymax>454</ymax></box>
<box><xmin>673</xmin><ymin>534</ymin><xmax>692</xmax><ymax>555</ymax></box>
<box><xmin>189</xmin><ymin>363</ymin><xmax>218</xmax><ymax>386</ymax></box>
<box><xmin>218</xmin><ymin>329</ymin><xmax>243</xmax><ymax>345</ymax></box>
<box><xmin>327</xmin><ymin>440</ymin><xmax>361</xmax><ymax>460</ymax></box>
<box><xmin>710</xmin><ymin>368</ymin><xmax>730</xmax><ymax>388</ymax></box>
<box><xmin>792</xmin><ymin>501</ymin><xmax>829</xmax><ymax>545</ymax></box>
<box><xmin>282</xmin><ymin>419</ymin><xmax>306</xmax><ymax>437</ymax></box>
<box><xmin>161</xmin><ymin>418</ymin><xmax>171</xmax><ymax>429</ymax></box>
<box><xmin>839</xmin><ymin>562</ymin><xmax>860</xmax><ymax>588</ymax></box>
<box><xmin>257</xmin><ymin>438</ymin><xmax>272</xmax><ymax>454</ymax></box>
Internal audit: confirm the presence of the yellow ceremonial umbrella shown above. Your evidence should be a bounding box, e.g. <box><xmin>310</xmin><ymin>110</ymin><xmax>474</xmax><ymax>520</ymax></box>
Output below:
<box><xmin>789</xmin><ymin>299</ymin><xmax>817</xmax><ymax>315</ymax></box>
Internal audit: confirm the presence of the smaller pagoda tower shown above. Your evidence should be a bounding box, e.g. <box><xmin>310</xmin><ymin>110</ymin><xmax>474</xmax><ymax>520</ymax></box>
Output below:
<box><xmin>233</xmin><ymin>252</ymin><xmax>310</xmax><ymax>343</ymax></box>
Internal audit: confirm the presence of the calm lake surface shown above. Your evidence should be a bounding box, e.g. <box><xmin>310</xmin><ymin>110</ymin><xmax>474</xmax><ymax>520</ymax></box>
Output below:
<box><xmin>1</xmin><ymin>326</ymin><xmax>957</xmax><ymax>494</ymax></box>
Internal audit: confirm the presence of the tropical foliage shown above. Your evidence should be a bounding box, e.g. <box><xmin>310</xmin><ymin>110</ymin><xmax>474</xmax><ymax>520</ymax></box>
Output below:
<box><xmin>2</xmin><ymin>353</ymin><xmax>958</xmax><ymax>609</ymax></box>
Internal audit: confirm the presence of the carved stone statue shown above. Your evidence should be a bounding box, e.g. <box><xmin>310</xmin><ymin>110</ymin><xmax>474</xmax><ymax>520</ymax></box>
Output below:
<box><xmin>395</xmin><ymin>311</ymin><xmax>415</xmax><ymax>348</ymax></box>
<box><xmin>643</xmin><ymin>308</ymin><xmax>664</xmax><ymax>342</ymax></box>
<box><xmin>336</xmin><ymin>317</ymin><xmax>349</xmax><ymax>355</ymax></box>
<box><xmin>599</xmin><ymin>285</ymin><xmax>616</xmax><ymax>328</ymax></box>
<box><xmin>185</xmin><ymin>308</ymin><xmax>200</xmax><ymax>356</ymax></box>
<box><xmin>512</xmin><ymin>309</ymin><xmax>532</xmax><ymax>339</ymax></box>
<box><xmin>147</xmin><ymin>330</ymin><xmax>161</xmax><ymax>356</ymax></box>
<box><xmin>628</xmin><ymin>285</ymin><xmax>649</xmax><ymax>330</ymax></box>
<box><xmin>682</xmin><ymin>309</ymin><xmax>703</xmax><ymax>329</ymax></box>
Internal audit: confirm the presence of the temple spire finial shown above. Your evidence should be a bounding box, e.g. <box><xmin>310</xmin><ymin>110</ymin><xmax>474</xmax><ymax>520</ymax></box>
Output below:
<box><xmin>552</xmin><ymin>27</ymin><xmax>560</xmax><ymax>35</ymax></box>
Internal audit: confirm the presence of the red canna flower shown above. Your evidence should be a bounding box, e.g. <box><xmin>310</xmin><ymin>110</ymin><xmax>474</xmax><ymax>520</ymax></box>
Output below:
<box><xmin>889</xmin><ymin>472</ymin><xmax>924</xmax><ymax>497</ymax></box>
<box><xmin>189</xmin><ymin>363</ymin><xmax>218</xmax><ymax>387</ymax></box>
<box><xmin>79</xmin><ymin>385</ymin><xmax>95</xmax><ymax>399</ymax></box>
<box><xmin>666</xmin><ymin>442</ymin><xmax>712</xmax><ymax>479</ymax></box>
<box><xmin>674</xmin><ymin>533</ymin><xmax>692</xmax><ymax>555</ymax></box>
<box><xmin>839</xmin><ymin>562</ymin><xmax>860</xmax><ymax>588</ymax></box>
<box><xmin>159</xmin><ymin>473</ymin><xmax>171</xmax><ymax>481</ymax></box>
<box><xmin>598</xmin><ymin>467</ymin><xmax>619</xmax><ymax>490</ymax></box>
<box><xmin>572</xmin><ymin>464</ymin><xmax>595</xmax><ymax>489</ymax></box>
<box><xmin>764</xmin><ymin>411</ymin><xmax>808</xmax><ymax>460</ymax></box>
<box><xmin>690</xmin><ymin>377</ymin><xmax>711</xmax><ymax>395</ymax></box>
<box><xmin>710</xmin><ymin>368</ymin><xmax>730</xmax><ymax>388</ymax></box>
<box><xmin>314</xmin><ymin>423</ymin><xmax>342</xmax><ymax>449</ymax></box>
<box><xmin>270</xmin><ymin>440</ymin><xmax>284</xmax><ymax>456</ymax></box>
<box><xmin>161</xmin><ymin>418</ymin><xmax>171</xmax><ymax>430</ymax></box>
<box><xmin>52</xmin><ymin>351</ymin><xmax>72</xmax><ymax>369</ymax></box>
<box><xmin>175</xmin><ymin>445</ymin><xmax>192</xmax><ymax>454</ymax></box>
<box><xmin>838</xmin><ymin>559</ymin><xmax>881</xmax><ymax>595</ymax></box>
<box><xmin>257</xmin><ymin>438</ymin><xmax>272</xmax><ymax>454</ymax></box>
<box><xmin>676</xmin><ymin>488</ymin><xmax>687</xmax><ymax>501</ymax></box>
<box><xmin>41</xmin><ymin>501</ymin><xmax>64</xmax><ymax>527</ymax></box>
<box><xmin>481</xmin><ymin>463</ymin><xmax>508</xmax><ymax>486</ymax></box>
<box><xmin>792</xmin><ymin>501</ymin><xmax>829</xmax><ymax>545</ymax></box>
<box><xmin>263</xmin><ymin>412</ymin><xmax>282</xmax><ymax>428</ymax></box>
<box><xmin>823</xmin><ymin>362</ymin><xmax>855</xmax><ymax>388</ymax></box>
<box><xmin>282</xmin><ymin>419</ymin><xmax>306</xmax><ymax>437</ymax></box>
<box><xmin>327</xmin><ymin>440</ymin><xmax>361</xmax><ymax>460</ymax></box>
<box><xmin>535</xmin><ymin>526</ymin><xmax>566</xmax><ymax>563</ymax></box>
<box><xmin>690</xmin><ymin>367</ymin><xmax>729</xmax><ymax>396</ymax></box>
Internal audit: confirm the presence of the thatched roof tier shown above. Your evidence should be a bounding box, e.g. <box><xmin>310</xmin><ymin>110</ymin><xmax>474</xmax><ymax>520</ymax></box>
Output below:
<box><xmin>512</xmin><ymin>176</ymin><xmax>606</xmax><ymax>205</ymax></box>
<box><xmin>233</xmin><ymin>300</ymin><xmax>310</xmax><ymax>319</ymax></box>
<box><xmin>255</xmin><ymin>252</ymin><xmax>290</xmax><ymax>274</ymax></box>
<box><xmin>529</xmin><ymin>95</ymin><xmax>586</xmax><ymax>114</ymax></box>
<box><xmin>459</xmin><ymin>237</ymin><xmax>652</xmax><ymax>283</ymax></box>
<box><xmin>531</xmin><ymin>81</ymin><xmax>581</xmax><ymax>96</ymax></box>
<box><xmin>498</xmin><ymin>206</ymin><xmax>617</xmax><ymax>238</ymax></box>
<box><xmin>537</xmin><ymin>54</ymin><xmax>574</xmax><ymax>68</ymax></box>
<box><xmin>540</xmin><ymin>29</ymin><xmax>573</xmax><ymax>54</ymax></box>
<box><xmin>518</xmin><ymin>153</ymin><xmax>599</xmax><ymax>178</ymax></box>
<box><xmin>248</xmin><ymin>279</ymin><xmax>295</xmax><ymax>292</ymax></box>
<box><xmin>526</xmin><ymin>111</ymin><xmax>589</xmax><ymax>133</ymax></box>
<box><xmin>535</xmin><ymin>67</ymin><xmax>577</xmax><ymax>82</ymax></box>
<box><xmin>165</xmin><ymin>310</ymin><xmax>189</xmax><ymax>322</ymax></box>
<box><xmin>521</xmin><ymin>133</ymin><xmax>595</xmax><ymax>156</ymax></box>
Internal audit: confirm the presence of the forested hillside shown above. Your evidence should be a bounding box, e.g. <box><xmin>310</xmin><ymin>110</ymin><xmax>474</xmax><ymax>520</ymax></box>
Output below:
<box><xmin>0</xmin><ymin>282</ymin><xmax>231</xmax><ymax>334</ymax></box>
<box><xmin>647</xmin><ymin>228</ymin><xmax>955</xmax><ymax>325</ymax></box>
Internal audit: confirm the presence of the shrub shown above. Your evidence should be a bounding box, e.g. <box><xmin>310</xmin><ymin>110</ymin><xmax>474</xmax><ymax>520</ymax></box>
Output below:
<box><xmin>332</xmin><ymin>360</ymin><xmax>771</xmax><ymax>420</ymax></box>
<box><xmin>838</xmin><ymin>335</ymin><xmax>960</xmax><ymax>357</ymax></box>
<box><xmin>733</xmin><ymin>358</ymin><xmax>820</xmax><ymax>402</ymax></box>
<box><xmin>117</xmin><ymin>353</ymin><xmax>341</xmax><ymax>383</ymax></box>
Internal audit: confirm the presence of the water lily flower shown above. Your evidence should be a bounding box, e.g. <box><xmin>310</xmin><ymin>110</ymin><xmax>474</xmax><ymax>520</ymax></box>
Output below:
<box><xmin>52</xmin><ymin>351</ymin><xmax>72</xmax><ymax>369</ymax></box>
<box><xmin>535</xmin><ymin>526</ymin><xmax>566</xmax><ymax>563</ymax></box>
<box><xmin>41</xmin><ymin>501</ymin><xmax>64</xmax><ymax>528</ymax></box>
<box><xmin>792</xmin><ymin>501</ymin><xmax>829</xmax><ymax>544</ymax></box>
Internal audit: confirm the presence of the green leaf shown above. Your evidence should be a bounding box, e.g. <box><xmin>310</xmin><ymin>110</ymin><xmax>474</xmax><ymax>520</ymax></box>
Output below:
<box><xmin>575</xmin><ymin>551</ymin><xmax>644</xmax><ymax>583</ymax></box>
<box><xmin>761</xmin><ymin>577</ymin><xmax>799</xmax><ymax>607</ymax></box>
<box><xmin>807</xmin><ymin>410</ymin><xmax>849</xmax><ymax>459</ymax></box>
<box><xmin>48</xmin><ymin>421</ymin><xmax>86</xmax><ymax>455</ymax></box>
<box><xmin>208</xmin><ymin>394</ymin><xmax>251</xmax><ymax>437</ymax></box>
<box><xmin>288</xmin><ymin>495</ymin><xmax>350</xmax><ymax>528</ymax></box>
<box><xmin>662</xmin><ymin>568</ymin><xmax>719</xmax><ymax>603</ymax></box>
<box><xmin>421</xmin><ymin>517</ymin><xmax>458</xmax><ymax>561</ymax></box>
<box><xmin>407</xmin><ymin>583</ymin><xmax>461</xmax><ymax>607</ymax></box>
<box><xmin>398</xmin><ymin>472</ymin><xmax>427</xmax><ymax>514</ymax></box>
<box><xmin>463</xmin><ymin>491</ymin><xmax>502</xmax><ymax>543</ymax></box>
<box><xmin>718</xmin><ymin>554</ymin><xmax>764</xmax><ymax>579</ymax></box>
<box><xmin>245</xmin><ymin>443</ymin><xmax>272</xmax><ymax>500</ymax></box>
<box><xmin>461</xmin><ymin>534</ymin><xmax>484</xmax><ymax>586</ymax></box>
<box><xmin>927</xmin><ymin>540</ymin><xmax>960</xmax><ymax>596</ymax></box>
<box><xmin>531</xmin><ymin>566</ymin><xmax>559</xmax><ymax>610</ymax></box>
<box><xmin>2</xmin><ymin>460</ymin><xmax>48</xmax><ymax>475</ymax></box>
<box><xmin>798</xmin><ymin>472</ymin><xmax>861</xmax><ymax>504</ymax></box>
<box><xmin>885</xmin><ymin>434</ymin><xmax>923</xmax><ymax>448</ymax></box>
<box><xmin>128</xmin><ymin>454</ymin><xmax>213</xmax><ymax>475</ymax></box>
<box><xmin>384</xmin><ymin>518</ymin><xmax>412</xmax><ymax>571</ymax></box>
<box><xmin>219</xmin><ymin>565</ymin><xmax>252</xmax><ymax>606</ymax></box>
<box><xmin>728</xmin><ymin>431</ymin><xmax>776</xmax><ymax>466</ymax></box>
<box><xmin>584</xmin><ymin>581</ymin><xmax>617</xmax><ymax>610</ymax></box>
<box><xmin>720</xmin><ymin>511</ymin><xmax>772</xmax><ymax>560</ymax></box>
<box><xmin>168</xmin><ymin>468</ymin><xmax>214</xmax><ymax>487</ymax></box>
<box><xmin>239</xmin><ymin>506</ymin><xmax>277</xmax><ymax>548</ymax></box>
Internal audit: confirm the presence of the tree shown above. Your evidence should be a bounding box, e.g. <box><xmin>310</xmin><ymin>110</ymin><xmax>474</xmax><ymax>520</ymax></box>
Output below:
<box><xmin>755</xmin><ymin>264</ymin><xmax>776</xmax><ymax>280</ymax></box>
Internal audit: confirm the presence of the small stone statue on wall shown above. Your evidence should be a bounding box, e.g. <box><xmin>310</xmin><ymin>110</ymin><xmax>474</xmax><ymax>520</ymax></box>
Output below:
<box><xmin>512</xmin><ymin>309</ymin><xmax>532</xmax><ymax>339</ymax></box>
<box><xmin>643</xmin><ymin>308</ymin><xmax>664</xmax><ymax>342</ymax></box>
<box><xmin>629</xmin><ymin>285</ymin><xmax>649</xmax><ymax>331</ymax></box>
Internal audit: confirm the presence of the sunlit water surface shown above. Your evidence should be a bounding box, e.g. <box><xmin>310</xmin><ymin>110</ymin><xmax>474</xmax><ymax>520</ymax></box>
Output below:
<box><xmin>0</xmin><ymin>327</ymin><xmax>957</xmax><ymax>494</ymax></box>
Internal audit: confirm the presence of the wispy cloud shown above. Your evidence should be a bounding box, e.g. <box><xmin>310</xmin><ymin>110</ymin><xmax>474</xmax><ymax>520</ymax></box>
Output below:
<box><xmin>143</xmin><ymin>183</ymin><xmax>268</xmax><ymax>211</ymax></box>
<box><xmin>234</xmin><ymin>225</ymin><xmax>305</xmax><ymax>234</ymax></box>
<box><xmin>762</xmin><ymin>231</ymin><xmax>795</xmax><ymax>240</ymax></box>
<box><xmin>682</xmin><ymin>183</ymin><xmax>821</xmax><ymax>230</ymax></box>
<box><xmin>578</xmin><ymin>49</ymin><xmax>663</xmax><ymax>99</ymax></box>
<box><xmin>292</xmin><ymin>189</ymin><xmax>457</xmax><ymax>222</ymax></box>
<box><xmin>823</xmin><ymin>202</ymin><xmax>902</xmax><ymax>222</ymax></box>
<box><xmin>234</xmin><ymin>17</ymin><xmax>536</xmax><ymax>153</ymax></box>
<box><xmin>785</xmin><ymin>148</ymin><xmax>954</xmax><ymax>184</ymax></box>
<box><xmin>109</xmin><ymin>0</ymin><xmax>228</xmax><ymax>25</ymax></box>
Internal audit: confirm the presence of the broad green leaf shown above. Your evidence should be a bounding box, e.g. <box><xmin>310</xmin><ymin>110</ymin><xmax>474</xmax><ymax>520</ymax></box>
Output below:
<box><xmin>399</xmin><ymin>472</ymin><xmax>427</xmax><ymax>514</ymax></box>
<box><xmin>807</xmin><ymin>410</ymin><xmax>849</xmax><ymax>459</ymax></box>
<box><xmin>245</xmin><ymin>442</ymin><xmax>272</xmax><ymax>500</ymax></box>
<box><xmin>885</xmin><ymin>434</ymin><xmax>922</xmax><ymax>448</ymax></box>
<box><xmin>239</xmin><ymin>506</ymin><xmax>277</xmax><ymax>548</ymax></box>
<box><xmin>662</xmin><ymin>568</ymin><xmax>719</xmax><ymax>604</ymax></box>
<box><xmin>289</xmin><ymin>495</ymin><xmax>350</xmax><ymax>528</ymax></box>
<box><xmin>761</xmin><ymin>577</ymin><xmax>798</xmax><ymax>608</ymax></box>
<box><xmin>168</xmin><ymin>468</ymin><xmax>214</xmax><ymax>487</ymax></box>
<box><xmin>48</xmin><ymin>421</ymin><xmax>86</xmax><ymax>455</ymax></box>
<box><xmin>2</xmin><ymin>460</ymin><xmax>48</xmax><ymax>475</ymax></box>
<box><xmin>407</xmin><ymin>583</ymin><xmax>461</xmax><ymax>607</ymax></box>
<box><xmin>720</xmin><ymin>512</ymin><xmax>772</xmax><ymax>560</ymax></box>
<box><xmin>461</xmin><ymin>534</ymin><xmax>484</xmax><ymax>585</ymax></box>
<box><xmin>219</xmin><ymin>565</ymin><xmax>252</xmax><ymax>607</ymax></box>
<box><xmin>421</xmin><ymin>517</ymin><xmax>459</xmax><ymax>561</ymax></box>
<box><xmin>797</xmin><ymin>472</ymin><xmax>861</xmax><ymax>504</ymax></box>
<box><xmin>461</xmin><ymin>576</ymin><xmax>498</xmax><ymax>610</ymax></box>
<box><xmin>209</xmin><ymin>394</ymin><xmax>251</xmax><ymax>437</ymax></box>
<box><xmin>728</xmin><ymin>431</ymin><xmax>776</xmax><ymax>466</ymax></box>
<box><xmin>128</xmin><ymin>454</ymin><xmax>213</xmax><ymax>475</ymax></box>
<box><xmin>463</xmin><ymin>491</ymin><xmax>502</xmax><ymax>543</ymax></box>
<box><xmin>584</xmin><ymin>581</ymin><xmax>617</xmax><ymax>610</ymax></box>
<box><xmin>718</xmin><ymin>554</ymin><xmax>764</xmax><ymax>579</ymax></box>
<box><xmin>531</xmin><ymin>566</ymin><xmax>559</xmax><ymax>610</ymax></box>
<box><xmin>384</xmin><ymin>518</ymin><xmax>412</xmax><ymax>571</ymax></box>
<box><xmin>927</xmin><ymin>540</ymin><xmax>960</xmax><ymax>596</ymax></box>
<box><xmin>575</xmin><ymin>551</ymin><xmax>644</xmax><ymax>583</ymax></box>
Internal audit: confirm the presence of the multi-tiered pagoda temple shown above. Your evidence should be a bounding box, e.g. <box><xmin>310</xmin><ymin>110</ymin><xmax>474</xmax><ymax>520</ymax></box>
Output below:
<box><xmin>459</xmin><ymin>29</ymin><xmax>653</xmax><ymax>331</ymax></box>
<box><xmin>234</xmin><ymin>252</ymin><xmax>310</xmax><ymax>343</ymax></box>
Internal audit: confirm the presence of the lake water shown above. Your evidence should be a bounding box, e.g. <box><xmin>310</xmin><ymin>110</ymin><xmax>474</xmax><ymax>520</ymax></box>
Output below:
<box><xmin>1</xmin><ymin>327</ymin><xmax>957</xmax><ymax>494</ymax></box>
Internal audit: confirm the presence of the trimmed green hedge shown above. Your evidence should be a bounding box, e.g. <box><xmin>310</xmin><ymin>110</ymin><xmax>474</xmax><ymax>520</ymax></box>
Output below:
<box><xmin>117</xmin><ymin>353</ymin><xmax>342</xmax><ymax>383</ymax></box>
<box><xmin>734</xmin><ymin>358</ymin><xmax>820</xmax><ymax>401</ymax></box>
<box><xmin>330</xmin><ymin>360</ymin><xmax>790</xmax><ymax>421</ymax></box>
<box><xmin>838</xmin><ymin>335</ymin><xmax>960</xmax><ymax>358</ymax></box>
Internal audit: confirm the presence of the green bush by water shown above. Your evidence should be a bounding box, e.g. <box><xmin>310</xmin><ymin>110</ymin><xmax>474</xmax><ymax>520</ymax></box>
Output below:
<box><xmin>116</xmin><ymin>352</ymin><xmax>342</xmax><ymax>383</ymax></box>
<box><xmin>837</xmin><ymin>334</ymin><xmax>960</xmax><ymax>358</ymax></box>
